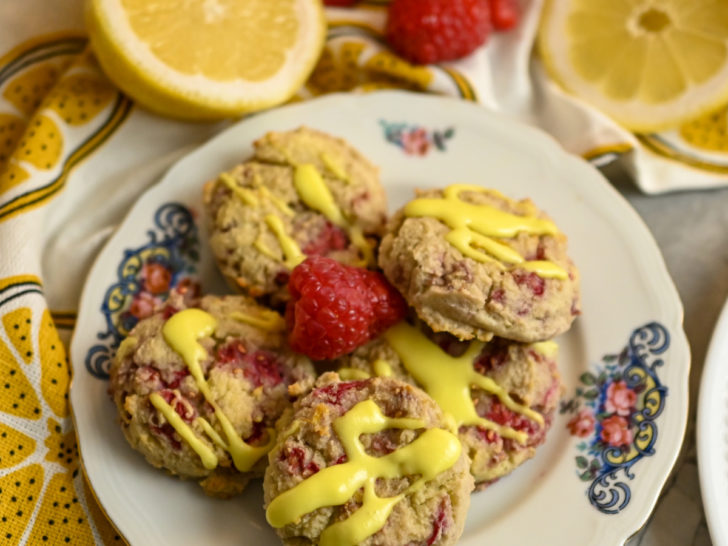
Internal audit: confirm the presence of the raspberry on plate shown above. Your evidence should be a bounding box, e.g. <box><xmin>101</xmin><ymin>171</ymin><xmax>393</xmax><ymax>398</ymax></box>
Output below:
<box><xmin>286</xmin><ymin>256</ymin><xmax>407</xmax><ymax>360</ymax></box>
<box><xmin>489</xmin><ymin>0</ymin><xmax>520</xmax><ymax>31</ymax></box>
<box><xmin>385</xmin><ymin>0</ymin><xmax>491</xmax><ymax>65</ymax></box>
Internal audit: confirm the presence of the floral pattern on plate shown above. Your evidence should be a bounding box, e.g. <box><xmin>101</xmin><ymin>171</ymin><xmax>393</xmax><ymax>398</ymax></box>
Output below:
<box><xmin>560</xmin><ymin>322</ymin><xmax>669</xmax><ymax>514</ymax></box>
<box><xmin>84</xmin><ymin>203</ymin><xmax>199</xmax><ymax>380</ymax></box>
<box><xmin>379</xmin><ymin>119</ymin><xmax>454</xmax><ymax>155</ymax></box>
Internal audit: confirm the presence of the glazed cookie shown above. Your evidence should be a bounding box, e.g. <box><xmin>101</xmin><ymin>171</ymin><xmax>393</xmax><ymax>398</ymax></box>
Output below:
<box><xmin>263</xmin><ymin>373</ymin><xmax>474</xmax><ymax>546</ymax></box>
<box><xmin>109</xmin><ymin>293</ymin><xmax>316</xmax><ymax>497</ymax></box>
<box><xmin>205</xmin><ymin>127</ymin><xmax>387</xmax><ymax>307</ymax></box>
<box><xmin>379</xmin><ymin>184</ymin><xmax>580</xmax><ymax>342</ymax></box>
<box><xmin>336</xmin><ymin>322</ymin><xmax>561</xmax><ymax>489</ymax></box>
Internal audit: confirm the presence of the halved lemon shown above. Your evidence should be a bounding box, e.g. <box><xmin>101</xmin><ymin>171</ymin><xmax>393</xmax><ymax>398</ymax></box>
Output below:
<box><xmin>538</xmin><ymin>0</ymin><xmax>728</xmax><ymax>132</ymax></box>
<box><xmin>86</xmin><ymin>0</ymin><xmax>326</xmax><ymax>120</ymax></box>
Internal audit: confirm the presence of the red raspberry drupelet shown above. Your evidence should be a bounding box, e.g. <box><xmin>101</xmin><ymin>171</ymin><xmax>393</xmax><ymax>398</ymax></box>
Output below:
<box><xmin>286</xmin><ymin>256</ymin><xmax>407</xmax><ymax>360</ymax></box>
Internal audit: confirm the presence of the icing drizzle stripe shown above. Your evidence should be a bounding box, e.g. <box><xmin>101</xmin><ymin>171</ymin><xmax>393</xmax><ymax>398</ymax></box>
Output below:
<box><xmin>266</xmin><ymin>398</ymin><xmax>461</xmax><ymax>546</ymax></box>
<box><xmin>152</xmin><ymin>309</ymin><xmax>274</xmax><ymax>472</ymax></box>
<box><xmin>384</xmin><ymin>322</ymin><xmax>545</xmax><ymax>444</ymax></box>
<box><xmin>404</xmin><ymin>184</ymin><xmax>567</xmax><ymax>279</ymax></box>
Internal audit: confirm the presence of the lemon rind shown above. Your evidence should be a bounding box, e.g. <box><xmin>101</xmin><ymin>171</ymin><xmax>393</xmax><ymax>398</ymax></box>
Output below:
<box><xmin>538</xmin><ymin>0</ymin><xmax>728</xmax><ymax>133</ymax></box>
<box><xmin>85</xmin><ymin>0</ymin><xmax>327</xmax><ymax>120</ymax></box>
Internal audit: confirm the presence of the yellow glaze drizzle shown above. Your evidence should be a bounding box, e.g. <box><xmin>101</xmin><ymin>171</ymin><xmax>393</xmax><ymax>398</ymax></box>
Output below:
<box><xmin>320</xmin><ymin>152</ymin><xmax>350</xmax><ymax>184</ymax></box>
<box><xmin>220</xmin><ymin>171</ymin><xmax>302</xmax><ymax>269</ymax></box>
<box><xmin>264</xmin><ymin>214</ymin><xmax>305</xmax><ymax>269</ymax></box>
<box><xmin>404</xmin><ymin>184</ymin><xmax>567</xmax><ymax>279</ymax></box>
<box><xmin>231</xmin><ymin>309</ymin><xmax>285</xmax><ymax>331</ymax></box>
<box><xmin>266</xmin><ymin>399</ymin><xmax>461</xmax><ymax>546</ymax></box>
<box><xmin>383</xmin><ymin>322</ymin><xmax>544</xmax><ymax>444</ymax></box>
<box><xmin>294</xmin><ymin>164</ymin><xmax>346</xmax><ymax>224</ymax></box>
<box><xmin>293</xmin><ymin>164</ymin><xmax>374</xmax><ymax>266</ymax></box>
<box><xmin>253</xmin><ymin>235</ymin><xmax>278</xmax><ymax>260</ymax></box>
<box><xmin>258</xmin><ymin>186</ymin><xmax>295</xmax><ymax>217</ymax></box>
<box><xmin>160</xmin><ymin>309</ymin><xmax>274</xmax><ymax>472</ymax></box>
<box><xmin>529</xmin><ymin>340</ymin><xmax>559</xmax><ymax>359</ymax></box>
<box><xmin>197</xmin><ymin>416</ymin><xmax>228</xmax><ymax>449</ymax></box>
<box><xmin>372</xmin><ymin>359</ymin><xmax>392</xmax><ymax>377</ymax></box>
<box><xmin>338</xmin><ymin>367</ymin><xmax>370</xmax><ymax>380</ymax></box>
<box><xmin>219</xmin><ymin>173</ymin><xmax>259</xmax><ymax>207</ymax></box>
<box><xmin>149</xmin><ymin>392</ymin><xmax>219</xmax><ymax>470</ymax></box>
<box><xmin>116</xmin><ymin>335</ymin><xmax>138</xmax><ymax>360</ymax></box>
<box><xmin>338</xmin><ymin>359</ymin><xmax>392</xmax><ymax>381</ymax></box>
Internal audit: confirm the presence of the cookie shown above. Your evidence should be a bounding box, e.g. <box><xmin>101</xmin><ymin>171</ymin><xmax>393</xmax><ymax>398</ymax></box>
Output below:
<box><xmin>263</xmin><ymin>373</ymin><xmax>473</xmax><ymax>545</ymax></box>
<box><xmin>205</xmin><ymin>127</ymin><xmax>387</xmax><ymax>307</ymax></box>
<box><xmin>379</xmin><ymin>184</ymin><xmax>580</xmax><ymax>342</ymax></box>
<box><xmin>336</xmin><ymin>321</ymin><xmax>561</xmax><ymax>489</ymax></box>
<box><xmin>109</xmin><ymin>292</ymin><xmax>315</xmax><ymax>497</ymax></box>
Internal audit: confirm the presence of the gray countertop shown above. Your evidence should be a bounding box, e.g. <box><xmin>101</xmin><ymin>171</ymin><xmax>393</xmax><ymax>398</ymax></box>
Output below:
<box><xmin>607</xmin><ymin>162</ymin><xmax>728</xmax><ymax>546</ymax></box>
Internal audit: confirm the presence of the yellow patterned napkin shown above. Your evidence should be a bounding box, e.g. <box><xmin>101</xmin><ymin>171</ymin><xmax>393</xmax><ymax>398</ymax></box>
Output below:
<box><xmin>0</xmin><ymin>1</ymin><xmax>725</xmax><ymax>545</ymax></box>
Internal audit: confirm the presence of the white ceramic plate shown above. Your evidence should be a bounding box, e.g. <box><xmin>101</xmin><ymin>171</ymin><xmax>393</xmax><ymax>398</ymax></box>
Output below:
<box><xmin>70</xmin><ymin>91</ymin><xmax>689</xmax><ymax>546</ymax></box>
<box><xmin>698</xmin><ymin>297</ymin><xmax>728</xmax><ymax>546</ymax></box>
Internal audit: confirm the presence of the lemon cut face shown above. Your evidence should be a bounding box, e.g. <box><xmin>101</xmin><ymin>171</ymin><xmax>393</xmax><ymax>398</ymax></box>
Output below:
<box><xmin>86</xmin><ymin>0</ymin><xmax>326</xmax><ymax>119</ymax></box>
<box><xmin>539</xmin><ymin>0</ymin><xmax>728</xmax><ymax>132</ymax></box>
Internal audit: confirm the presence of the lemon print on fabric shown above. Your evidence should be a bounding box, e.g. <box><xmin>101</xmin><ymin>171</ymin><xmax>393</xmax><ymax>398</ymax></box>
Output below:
<box><xmin>306</xmin><ymin>40</ymin><xmax>432</xmax><ymax>96</ymax></box>
<box><xmin>0</xmin><ymin>114</ymin><xmax>26</xmax><ymax>168</ymax></box>
<box><xmin>3</xmin><ymin>61</ymin><xmax>69</xmax><ymax>117</ymax></box>
<box><xmin>28</xmin><ymin>472</ymin><xmax>96</xmax><ymax>545</ymax></box>
<box><xmin>0</xmin><ymin>424</ymin><xmax>36</xmax><ymax>469</ymax></box>
<box><xmin>680</xmin><ymin>105</ymin><xmax>728</xmax><ymax>152</ymax></box>
<box><xmin>307</xmin><ymin>41</ymin><xmax>365</xmax><ymax>95</ymax></box>
<box><xmin>0</xmin><ymin>163</ymin><xmax>30</xmax><ymax>194</ymax></box>
<box><xmin>44</xmin><ymin>419</ymin><xmax>78</xmax><ymax>473</ymax></box>
<box><xmin>40</xmin><ymin>309</ymin><xmax>70</xmax><ymax>417</ymax></box>
<box><xmin>3</xmin><ymin>307</ymin><xmax>33</xmax><ymax>364</ymax></box>
<box><xmin>364</xmin><ymin>51</ymin><xmax>433</xmax><ymax>89</ymax></box>
<box><xmin>539</xmin><ymin>0</ymin><xmax>728</xmax><ymax>131</ymax></box>
<box><xmin>0</xmin><ymin>464</ymin><xmax>44</xmax><ymax>545</ymax></box>
<box><xmin>15</xmin><ymin>115</ymin><xmax>63</xmax><ymax>171</ymax></box>
<box><xmin>45</xmin><ymin>73</ymin><xmax>116</xmax><ymax>126</ymax></box>
<box><xmin>0</xmin><ymin>337</ymin><xmax>41</xmax><ymax>419</ymax></box>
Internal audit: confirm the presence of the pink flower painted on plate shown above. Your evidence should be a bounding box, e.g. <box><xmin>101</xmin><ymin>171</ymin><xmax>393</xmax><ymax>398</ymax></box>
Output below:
<box><xmin>567</xmin><ymin>408</ymin><xmax>596</xmax><ymax>437</ymax></box>
<box><xmin>401</xmin><ymin>128</ymin><xmax>430</xmax><ymax>155</ymax></box>
<box><xmin>129</xmin><ymin>291</ymin><xmax>160</xmax><ymax>320</ymax></box>
<box><xmin>142</xmin><ymin>261</ymin><xmax>173</xmax><ymax>294</ymax></box>
<box><xmin>600</xmin><ymin>415</ymin><xmax>633</xmax><ymax>447</ymax></box>
<box><xmin>604</xmin><ymin>380</ymin><xmax>636</xmax><ymax>417</ymax></box>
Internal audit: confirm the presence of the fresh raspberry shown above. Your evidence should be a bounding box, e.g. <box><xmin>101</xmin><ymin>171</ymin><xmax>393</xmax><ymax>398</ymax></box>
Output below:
<box><xmin>385</xmin><ymin>0</ymin><xmax>491</xmax><ymax>65</ymax></box>
<box><xmin>489</xmin><ymin>0</ymin><xmax>520</xmax><ymax>31</ymax></box>
<box><xmin>286</xmin><ymin>256</ymin><xmax>407</xmax><ymax>360</ymax></box>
